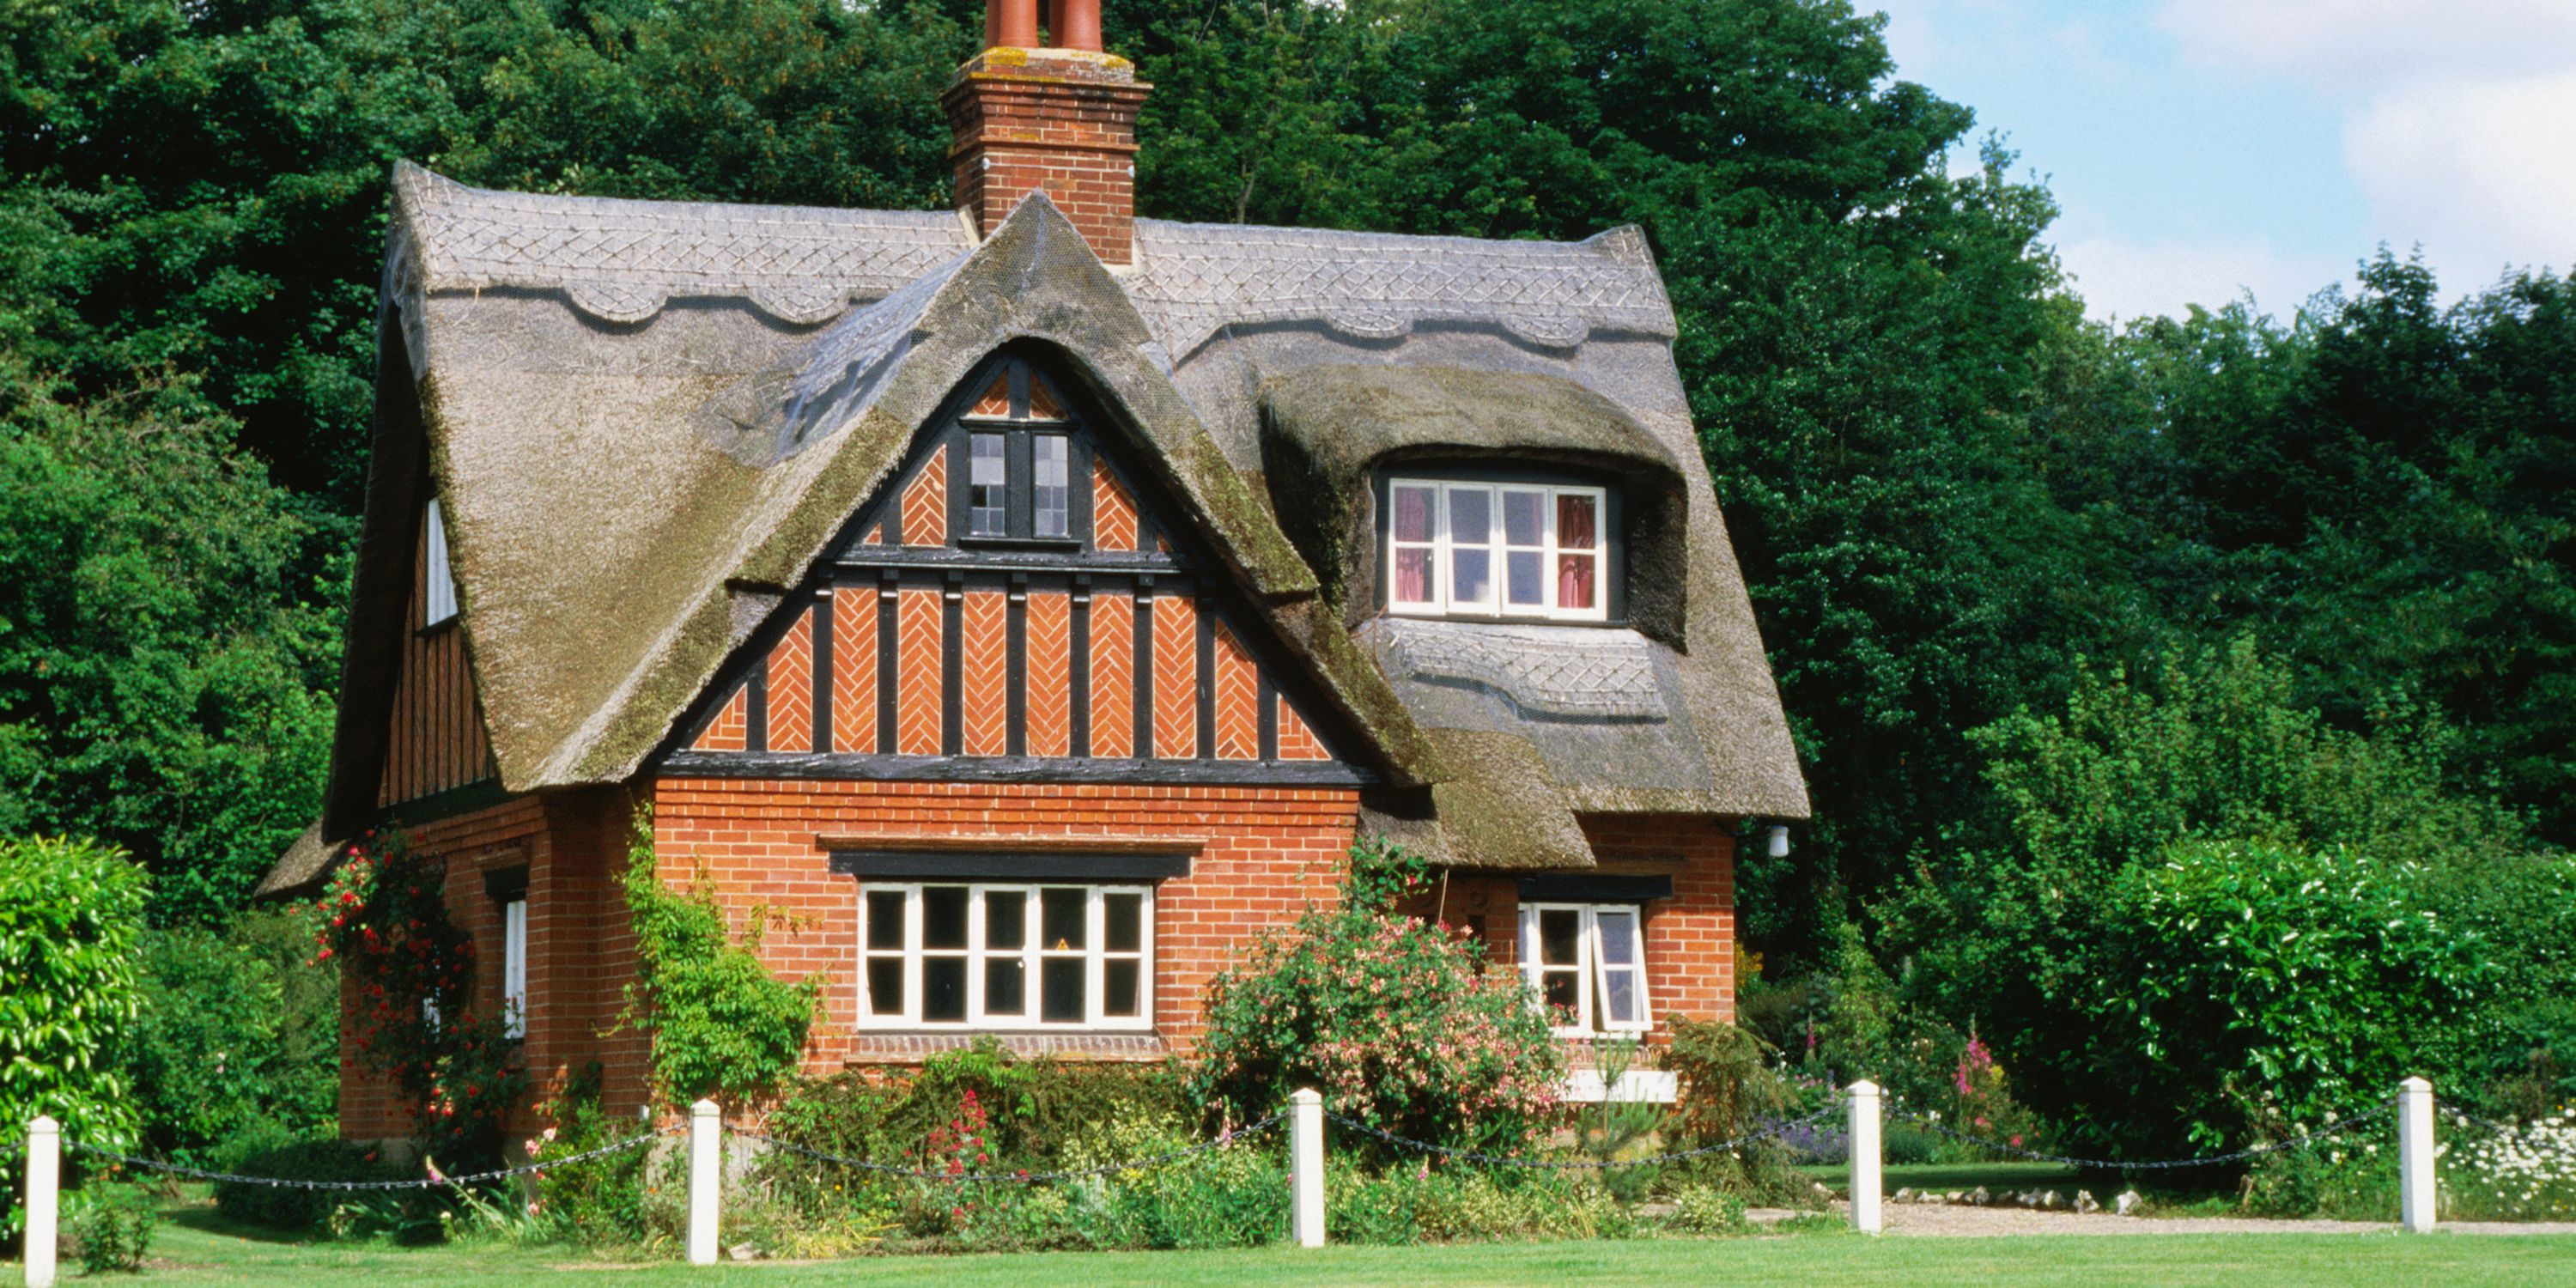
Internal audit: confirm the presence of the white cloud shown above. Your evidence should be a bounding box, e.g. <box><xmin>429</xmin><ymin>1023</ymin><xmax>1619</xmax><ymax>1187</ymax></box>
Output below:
<box><xmin>2056</xmin><ymin>233</ymin><xmax>2342</xmax><ymax>323</ymax></box>
<box><xmin>2342</xmin><ymin>72</ymin><xmax>2576</xmax><ymax>288</ymax></box>
<box><xmin>2158</xmin><ymin>0</ymin><xmax>2576</xmax><ymax>86</ymax></box>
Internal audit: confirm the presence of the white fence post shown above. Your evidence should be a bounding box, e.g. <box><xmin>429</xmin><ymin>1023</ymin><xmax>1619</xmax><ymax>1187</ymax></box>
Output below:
<box><xmin>687</xmin><ymin>1099</ymin><xmax>720</xmax><ymax>1266</ymax></box>
<box><xmin>1847</xmin><ymin>1080</ymin><xmax>1882</xmax><ymax>1236</ymax></box>
<box><xmin>2399</xmin><ymin>1076</ymin><xmax>2436</xmax><ymax>1233</ymax></box>
<box><xmin>23</xmin><ymin>1115</ymin><xmax>58</xmax><ymax>1288</ymax></box>
<box><xmin>1290</xmin><ymin>1088</ymin><xmax>1325</xmax><ymax>1249</ymax></box>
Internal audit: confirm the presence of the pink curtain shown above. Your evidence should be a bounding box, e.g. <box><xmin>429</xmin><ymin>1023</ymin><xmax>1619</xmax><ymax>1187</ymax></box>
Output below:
<box><xmin>1557</xmin><ymin>495</ymin><xmax>1597</xmax><ymax>608</ymax></box>
<box><xmin>1396</xmin><ymin>549</ymin><xmax>1431</xmax><ymax>604</ymax></box>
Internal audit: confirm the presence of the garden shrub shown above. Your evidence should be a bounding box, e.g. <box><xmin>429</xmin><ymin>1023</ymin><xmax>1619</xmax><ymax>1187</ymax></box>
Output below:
<box><xmin>620</xmin><ymin>807</ymin><xmax>817</xmax><ymax>1103</ymax></box>
<box><xmin>211</xmin><ymin>1137</ymin><xmax>411</xmax><ymax>1232</ymax></box>
<box><xmin>130</xmin><ymin>911</ymin><xmax>337</xmax><ymax>1163</ymax></box>
<box><xmin>1192</xmin><ymin>837</ymin><xmax>1563</xmax><ymax>1156</ymax></box>
<box><xmin>1663</xmin><ymin>1019</ymin><xmax>1815</xmax><ymax>1199</ymax></box>
<box><xmin>2246</xmin><ymin>1107</ymin><xmax>2576</xmax><ymax>1222</ymax></box>
<box><xmin>1</xmin><ymin>835</ymin><xmax>147</xmax><ymax>1242</ymax></box>
<box><xmin>66</xmin><ymin>1183</ymin><xmax>156</xmax><ymax>1273</ymax></box>
<box><xmin>521</xmin><ymin>1064</ymin><xmax>671</xmax><ymax>1248</ymax></box>
<box><xmin>1327</xmin><ymin>1169</ymin><xmax>1628</xmax><ymax>1244</ymax></box>
<box><xmin>1668</xmin><ymin>1182</ymin><xmax>1752</xmax><ymax>1233</ymax></box>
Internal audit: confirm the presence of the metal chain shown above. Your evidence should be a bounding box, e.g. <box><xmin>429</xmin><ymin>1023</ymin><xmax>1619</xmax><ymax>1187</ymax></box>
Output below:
<box><xmin>1884</xmin><ymin>1103</ymin><xmax>2395</xmax><ymax>1171</ymax></box>
<box><xmin>1320</xmin><ymin>1103</ymin><xmax>1842</xmax><ymax>1171</ymax></box>
<box><xmin>732</xmin><ymin>1112</ymin><xmax>1285</xmax><ymax>1184</ymax></box>
<box><xmin>64</xmin><ymin>1126</ymin><xmax>675</xmax><ymax>1192</ymax></box>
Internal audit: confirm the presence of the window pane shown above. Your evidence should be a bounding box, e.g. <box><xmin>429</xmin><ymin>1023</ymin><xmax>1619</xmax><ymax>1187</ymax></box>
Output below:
<box><xmin>1542</xmin><ymin>969</ymin><xmax>1581</xmax><ymax>1014</ymax></box>
<box><xmin>1393</xmin><ymin>548</ymin><xmax>1434</xmax><ymax>605</ymax></box>
<box><xmin>1595</xmin><ymin>909</ymin><xmax>1639</xmax><ymax>966</ymax></box>
<box><xmin>1558</xmin><ymin>552</ymin><xmax>1596</xmax><ymax>611</ymax></box>
<box><xmin>1557</xmin><ymin>493</ymin><xmax>1598</xmax><ymax>549</ymax></box>
<box><xmin>969</xmin><ymin>433</ymin><xmax>1007</xmax><ymax>536</ymax></box>
<box><xmin>1602</xmin><ymin>969</ymin><xmax>1639</xmax><ymax>1024</ymax></box>
<box><xmin>1392</xmin><ymin>484</ymin><xmax>1435</xmax><ymax>543</ymax></box>
<box><xmin>1448</xmin><ymin>487</ymin><xmax>1492</xmax><ymax>544</ymax></box>
<box><xmin>986</xmin><ymin>890</ymin><xmax>1027</xmax><ymax>950</ymax></box>
<box><xmin>866</xmin><ymin>957</ymin><xmax>907</xmax><ymax>1016</ymax></box>
<box><xmin>1034</xmin><ymin>436</ymin><xmax>1070</xmax><ymax>538</ymax></box>
<box><xmin>1103</xmin><ymin>960</ymin><xmax>1141</xmax><ymax>1018</ymax></box>
<box><xmin>866</xmin><ymin>891</ymin><xmax>907</xmax><ymax>951</ymax></box>
<box><xmin>1506</xmin><ymin>550</ymin><xmax>1545</xmax><ymax>606</ymax></box>
<box><xmin>1041</xmin><ymin>959</ymin><xmax>1084</xmax><ymax>1023</ymax></box>
<box><xmin>1103</xmin><ymin>892</ymin><xmax>1142</xmax><ymax>953</ymax></box>
<box><xmin>1539</xmin><ymin>909</ymin><xmax>1582</xmax><ymax>966</ymax></box>
<box><xmin>1042</xmin><ymin>888</ymin><xmax>1086</xmax><ymax>951</ymax></box>
<box><xmin>1453</xmin><ymin>547</ymin><xmax>1492</xmax><ymax>605</ymax></box>
<box><xmin>923</xmin><ymin>886</ymin><xmax>969</xmax><ymax>951</ymax></box>
<box><xmin>985</xmin><ymin>958</ymin><xmax>1027</xmax><ymax>1017</ymax></box>
<box><xmin>924</xmin><ymin>957</ymin><xmax>968</xmax><ymax>1023</ymax></box>
<box><xmin>1503</xmin><ymin>489</ymin><xmax>1545</xmax><ymax>546</ymax></box>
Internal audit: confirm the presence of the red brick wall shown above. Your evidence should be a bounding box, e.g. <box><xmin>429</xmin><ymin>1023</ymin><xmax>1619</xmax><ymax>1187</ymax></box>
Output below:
<box><xmin>1427</xmin><ymin>814</ymin><xmax>1735</xmax><ymax>1040</ymax></box>
<box><xmin>648</xmin><ymin>777</ymin><xmax>1359</xmax><ymax>1069</ymax></box>
<box><xmin>337</xmin><ymin>788</ymin><xmax>638</xmax><ymax>1140</ymax></box>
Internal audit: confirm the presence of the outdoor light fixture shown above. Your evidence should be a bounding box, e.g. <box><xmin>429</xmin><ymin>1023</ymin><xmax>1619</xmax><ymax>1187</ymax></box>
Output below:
<box><xmin>1767</xmin><ymin>825</ymin><xmax>1790</xmax><ymax>859</ymax></box>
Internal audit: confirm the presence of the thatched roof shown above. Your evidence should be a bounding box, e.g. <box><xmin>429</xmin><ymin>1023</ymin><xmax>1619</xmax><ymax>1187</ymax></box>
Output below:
<box><xmin>276</xmin><ymin>164</ymin><xmax>1806</xmax><ymax>893</ymax></box>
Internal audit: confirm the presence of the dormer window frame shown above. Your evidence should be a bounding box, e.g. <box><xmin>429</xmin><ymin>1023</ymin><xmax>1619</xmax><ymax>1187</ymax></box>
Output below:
<box><xmin>422</xmin><ymin>496</ymin><xmax>460</xmax><ymax>629</ymax></box>
<box><xmin>952</xmin><ymin>359</ymin><xmax>1090</xmax><ymax>550</ymax></box>
<box><xmin>1376</xmin><ymin>468</ymin><xmax>1619</xmax><ymax>624</ymax></box>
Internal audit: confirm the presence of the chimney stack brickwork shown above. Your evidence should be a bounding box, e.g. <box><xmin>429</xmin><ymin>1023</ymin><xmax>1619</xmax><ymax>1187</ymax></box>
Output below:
<box><xmin>945</xmin><ymin>47</ymin><xmax>1149</xmax><ymax>266</ymax></box>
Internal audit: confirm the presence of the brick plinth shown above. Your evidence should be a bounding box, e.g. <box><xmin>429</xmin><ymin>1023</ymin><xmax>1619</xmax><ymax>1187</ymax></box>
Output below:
<box><xmin>944</xmin><ymin>48</ymin><xmax>1151</xmax><ymax>264</ymax></box>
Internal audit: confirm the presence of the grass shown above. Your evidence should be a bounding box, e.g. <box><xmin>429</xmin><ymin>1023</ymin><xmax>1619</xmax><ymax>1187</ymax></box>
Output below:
<box><xmin>9</xmin><ymin>1194</ymin><xmax>2573</xmax><ymax>1288</ymax></box>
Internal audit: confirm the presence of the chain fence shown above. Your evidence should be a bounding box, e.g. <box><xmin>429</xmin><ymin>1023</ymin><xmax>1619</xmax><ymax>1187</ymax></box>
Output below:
<box><xmin>56</xmin><ymin>1126</ymin><xmax>677</xmax><ymax>1192</ymax></box>
<box><xmin>1880</xmin><ymin>1101</ymin><xmax>2397</xmax><ymax>1172</ymax></box>
<box><xmin>730</xmin><ymin>1112</ymin><xmax>1286</xmax><ymax>1185</ymax></box>
<box><xmin>1320</xmin><ymin>1102</ymin><xmax>1842</xmax><ymax>1171</ymax></box>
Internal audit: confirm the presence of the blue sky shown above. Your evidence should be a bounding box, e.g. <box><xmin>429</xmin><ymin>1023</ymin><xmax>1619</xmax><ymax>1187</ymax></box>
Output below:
<box><xmin>1870</xmin><ymin>1</ymin><xmax>2576</xmax><ymax>321</ymax></box>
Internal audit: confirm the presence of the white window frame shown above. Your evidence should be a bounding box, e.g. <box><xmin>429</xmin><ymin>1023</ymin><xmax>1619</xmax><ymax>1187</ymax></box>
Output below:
<box><xmin>858</xmin><ymin>883</ymin><xmax>1154</xmax><ymax>1031</ymax></box>
<box><xmin>424</xmin><ymin>498</ymin><xmax>459</xmax><ymax>626</ymax></box>
<box><xmin>1384</xmin><ymin>478</ymin><xmax>1608</xmax><ymax>622</ymax></box>
<box><xmin>1518</xmin><ymin>902</ymin><xmax>1653</xmax><ymax>1037</ymax></box>
<box><xmin>501</xmin><ymin>896</ymin><xmax>528</xmax><ymax>1040</ymax></box>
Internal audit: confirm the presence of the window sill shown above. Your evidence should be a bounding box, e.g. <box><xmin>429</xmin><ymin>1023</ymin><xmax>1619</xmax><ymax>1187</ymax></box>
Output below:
<box><xmin>956</xmin><ymin>535</ymin><xmax>1084</xmax><ymax>551</ymax></box>
<box><xmin>845</xmin><ymin>1030</ymin><xmax>1169</xmax><ymax>1064</ymax></box>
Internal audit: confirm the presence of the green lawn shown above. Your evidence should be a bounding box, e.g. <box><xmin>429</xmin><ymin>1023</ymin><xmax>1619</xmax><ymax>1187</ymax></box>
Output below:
<box><xmin>1800</xmin><ymin>1160</ymin><xmax>2086</xmax><ymax>1195</ymax></box>
<box><xmin>11</xmin><ymin>1200</ymin><xmax>2572</xmax><ymax>1288</ymax></box>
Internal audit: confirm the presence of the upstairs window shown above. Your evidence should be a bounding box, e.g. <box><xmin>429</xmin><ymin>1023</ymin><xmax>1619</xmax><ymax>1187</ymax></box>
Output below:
<box><xmin>1387</xmin><ymin>478</ymin><xmax>1607</xmax><ymax>620</ymax></box>
<box><xmin>423</xmin><ymin>498</ymin><xmax>459</xmax><ymax>626</ymax></box>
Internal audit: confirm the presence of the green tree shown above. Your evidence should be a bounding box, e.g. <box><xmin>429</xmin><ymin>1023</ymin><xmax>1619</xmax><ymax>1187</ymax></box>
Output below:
<box><xmin>1</xmin><ymin>835</ymin><xmax>149</xmax><ymax>1242</ymax></box>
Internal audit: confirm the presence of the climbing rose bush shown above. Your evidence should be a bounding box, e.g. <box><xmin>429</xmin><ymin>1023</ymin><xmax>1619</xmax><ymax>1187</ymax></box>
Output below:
<box><xmin>313</xmin><ymin>831</ymin><xmax>526</xmax><ymax>1167</ymax></box>
<box><xmin>1190</xmin><ymin>839</ymin><xmax>1562</xmax><ymax>1154</ymax></box>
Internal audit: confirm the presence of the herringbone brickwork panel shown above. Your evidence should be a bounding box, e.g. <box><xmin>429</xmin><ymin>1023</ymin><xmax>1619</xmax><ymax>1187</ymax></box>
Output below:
<box><xmin>1025</xmin><ymin>591</ymin><xmax>1072</xmax><ymax>756</ymax></box>
<box><xmin>1088</xmin><ymin>592</ymin><xmax>1133</xmax><ymax>758</ymax></box>
<box><xmin>1213</xmin><ymin>621</ymin><xmax>1258</xmax><ymax>760</ymax></box>
<box><xmin>1276</xmin><ymin>694</ymin><xmax>1327</xmax><ymax>761</ymax></box>
<box><xmin>1092</xmin><ymin>459</ymin><xmax>1137</xmax><ymax>552</ymax></box>
<box><xmin>960</xmin><ymin>590</ymin><xmax>1008</xmax><ymax>756</ymax></box>
<box><xmin>830</xmin><ymin>589</ymin><xmax>876</xmax><ymax>753</ymax></box>
<box><xmin>896</xmin><ymin>588</ymin><xmax>944</xmax><ymax>755</ymax></box>
<box><xmin>1153</xmin><ymin>596</ymin><xmax>1198</xmax><ymax>759</ymax></box>
<box><xmin>695</xmin><ymin>686</ymin><xmax>748</xmax><ymax>752</ymax></box>
<box><xmin>767</xmin><ymin>608</ymin><xmax>813</xmax><ymax>753</ymax></box>
<box><xmin>903</xmin><ymin>446</ymin><xmax>948</xmax><ymax>546</ymax></box>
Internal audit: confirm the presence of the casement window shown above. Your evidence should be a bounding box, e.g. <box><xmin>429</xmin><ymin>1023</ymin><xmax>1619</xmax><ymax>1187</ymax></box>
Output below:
<box><xmin>423</xmin><ymin>498</ymin><xmax>459</xmax><ymax>625</ymax></box>
<box><xmin>1386</xmin><ymin>478</ymin><xmax>1607</xmax><ymax>620</ymax></box>
<box><xmin>859</xmin><ymin>883</ymin><xmax>1151</xmax><ymax>1030</ymax></box>
<box><xmin>501</xmin><ymin>895</ymin><xmax>528</xmax><ymax>1041</ymax></box>
<box><xmin>1518</xmin><ymin>903</ymin><xmax>1650</xmax><ymax>1036</ymax></box>
<box><xmin>963</xmin><ymin>429</ymin><xmax>1075</xmax><ymax>541</ymax></box>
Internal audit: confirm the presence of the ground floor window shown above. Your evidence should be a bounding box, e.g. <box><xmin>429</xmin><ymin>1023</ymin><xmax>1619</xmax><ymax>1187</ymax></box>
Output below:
<box><xmin>501</xmin><ymin>896</ymin><xmax>528</xmax><ymax>1040</ymax></box>
<box><xmin>860</xmin><ymin>883</ymin><xmax>1151</xmax><ymax>1030</ymax></box>
<box><xmin>1518</xmin><ymin>902</ymin><xmax>1649</xmax><ymax>1036</ymax></box>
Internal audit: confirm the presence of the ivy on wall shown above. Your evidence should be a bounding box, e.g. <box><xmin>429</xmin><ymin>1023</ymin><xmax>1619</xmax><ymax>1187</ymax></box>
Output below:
<box><xmin>618</xmin><ymin>807</ymin><xmax>818</xmax><ymax>1104</ymax></box>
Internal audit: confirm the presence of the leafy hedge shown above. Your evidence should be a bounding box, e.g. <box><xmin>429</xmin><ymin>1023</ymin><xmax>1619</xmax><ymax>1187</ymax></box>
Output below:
<box><xmin>1</xmin><ymin>835</ymin><xmax>146</xmax><ymax>1242</ymax></box>
<box><xmin>211</xmin><ymin>1132</ymin><xmax>411</xmax><ymax>1233</ymax></box>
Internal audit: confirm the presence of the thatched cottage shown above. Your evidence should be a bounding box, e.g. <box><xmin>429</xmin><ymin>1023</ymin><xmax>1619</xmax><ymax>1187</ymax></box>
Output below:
<box><xmin>262</xmin><ymin>0</ymin><xmax>1807</xmax><ymax>1132</ymax></box>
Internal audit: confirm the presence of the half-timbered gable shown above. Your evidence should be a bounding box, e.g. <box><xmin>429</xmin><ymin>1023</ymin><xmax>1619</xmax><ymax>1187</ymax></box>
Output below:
<box><xmin>670</xmin><ymin>350</ymin><xmax>1352</xmax><ymax>785</ymax></box>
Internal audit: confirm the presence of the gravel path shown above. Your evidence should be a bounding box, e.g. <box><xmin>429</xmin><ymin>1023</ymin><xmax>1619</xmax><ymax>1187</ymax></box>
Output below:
<box><xmin>1747</xmin><ymin>1204</ymin><xmax>2576</xmax><ymax>1237</ymax></box>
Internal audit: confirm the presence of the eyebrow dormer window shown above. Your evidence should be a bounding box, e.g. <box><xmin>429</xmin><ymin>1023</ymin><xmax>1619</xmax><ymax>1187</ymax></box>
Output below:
<box><xmin>423</xmin><ymin>497</ymin><xmax>459</xmax><ymax>626</ymax></box>
<box><xmin>1387</xmin><ymin>477</ymin><xmax>1607</xmax><ymax>621</ymax></box>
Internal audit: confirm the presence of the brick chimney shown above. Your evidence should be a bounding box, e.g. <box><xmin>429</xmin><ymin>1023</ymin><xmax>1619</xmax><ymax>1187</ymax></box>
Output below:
<box><xmin>943</xmin><ymin>0</ymin><xmax>1150</xmax><ymax>265</ymax></box>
